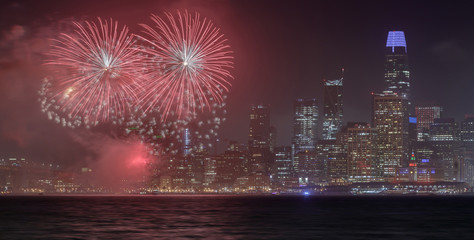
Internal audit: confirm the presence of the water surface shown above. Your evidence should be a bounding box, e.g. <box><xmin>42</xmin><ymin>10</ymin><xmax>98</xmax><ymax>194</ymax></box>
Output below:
<box><xmin>1</xmin><ymin>195</ymin><xmax>473</xmax><ymax>239</ymax></box>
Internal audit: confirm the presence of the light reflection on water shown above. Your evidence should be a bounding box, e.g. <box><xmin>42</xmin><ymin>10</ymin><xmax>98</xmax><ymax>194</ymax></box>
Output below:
<box><xmin>1</xmin><ymin>195</ymin><xmax>474</xmax><ymax>239</ymax></box>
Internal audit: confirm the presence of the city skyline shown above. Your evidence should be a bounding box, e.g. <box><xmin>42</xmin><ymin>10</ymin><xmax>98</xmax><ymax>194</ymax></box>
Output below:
<box><xmin>4</xmin><ymin>2</ymin><xmax>474</xmax><ymax>239</ymax></box>
<box><xmin>2</xmin><ymin>0</ymin><xmax>474</xmax><ymax>164</ymax></box>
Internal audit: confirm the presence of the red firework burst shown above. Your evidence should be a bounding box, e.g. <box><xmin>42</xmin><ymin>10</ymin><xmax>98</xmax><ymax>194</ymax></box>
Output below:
<box><xmin>138</xmin><ymin>10</ymin><xmax>234</xmax><ymax>120</ymax></box>
<box><xmin>45</xmin><ymin>18</ymin><xmax>145</xmax><ymax>123</ymax></box>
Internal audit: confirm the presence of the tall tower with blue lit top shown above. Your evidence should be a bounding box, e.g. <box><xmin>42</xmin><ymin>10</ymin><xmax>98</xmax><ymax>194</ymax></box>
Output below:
<box><xmin>384</xmin><ymin>31</ymin><xmax>410</xmax><ymax>100</ymax></box>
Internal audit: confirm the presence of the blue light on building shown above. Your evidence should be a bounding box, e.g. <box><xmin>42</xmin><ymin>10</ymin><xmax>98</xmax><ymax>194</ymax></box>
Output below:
<box><xmin>183</xmin><ymin>128</ymin><xmax>191</xmax><ymax>155</ymax></box>
<box><xmin>418</xmin><ymin>169</ymin><xmax>427</xmax><ymax>174</ymax></box>
<box><xmin>386</xmin><ymin>31</ymin><xmax>407</xmax><ymax>53</ymax></box>
<box><xmin>399</xmin><ymin>168</ymin><xmax>409</xmax><ymax>174</ymax></box>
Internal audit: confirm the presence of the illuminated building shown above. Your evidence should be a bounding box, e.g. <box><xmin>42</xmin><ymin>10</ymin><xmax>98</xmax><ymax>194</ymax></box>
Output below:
<box><xmin>0</xmin><ymin>158</ymin><xmax>69</xmax><ymax>194</ymax></box>
<box><xmin>294</xmin><ymin>150</ymin><xmax>319</xmax><ymax>186</ymax></box>
<box><xmin>188</xmin><ymin>153</ymin><xmax>206</xmax><ymax>190</ymax></box>
<box><xmin>182</xmin><ymin>128</ymin><xmax>192</xmax><ymax>155</ymax></box>
<box><xmin>248</xmin><ymin>104</ymin><xmax>272</xmax><ymax>173</ymax></box>
<box><xmin>430</xmin><ymin>118</ymin><xmax>458</xmax><ymax>141</ymax></box>
<box><xmin>226</xmin><ymin>141</ymin><xmax>248</xmax><ymax>152</ymax></box>
<box><xmin>317</xmin><ymin>140</ymin><xmax>346</xmax><ymax>185</ymax></box>
<box><xmin>315</xmin><ymin>141</ymin><xmax>331</xmax><ymax>184</ymax></box>
<box><xmin>292</xmin><ymin>99</ymin><xmax>318</xmax><ymax>181</ymax></box>
<box><xmin>461</xmin><ymin>116</ymin><xmax>474</xmax><ymax>184</ymax></box>
<box><xmin>396</xmin><ymin>146</ymin><xmax>440</xmax><ymax>183</ymax></box>
<box><xmin>235</xmin><ymin>171</ymin><xmax>270</xmax><ymax>193</ymax></box>
<box><xmin>215</xmin><ymin>149</ymin><xmax>246</xmax><ymax>191</ymax></box>
<box><xmin>384</xmin><ymin>31</ymin><xmax>410</xmax><ymax>100</ymax></box>
<box><xmin>247</xmin><ymin>171</ymin><xmax>271</xmax><ymax>192</ymax></box>
<box><xmin>342</xmin><ymin>122</ymin><xmax>378</xmax><ymax>182</ymax></box>
<box><xmin>292</xmin><ymin>99</ymin><xmax>318</xmax><ymax>153</ymax></box>
<box><xmin>272</xmin><ymin>146</ymin><xmax>297</xmax><ymax>189</ymax></box>
<box><xmin>350</xmin><ymin>182</ymin><xmax>468</xmax><ymax>195</ymax></box>
<box><xmin>461</xmin><ymin>116</ymin><xmax>474</xmax><ymax>148</ymax></box>
<box><xmin>373</xmin><ymin>93</ymin><xmax>409</xmax><ymax>180</ymax></box>
<box><xmin>248</xmin><ymin>104</ymin><xmax>271</xmax><ymax>151</ymax></box>
<box><xmin>269</xmin><ymin>126</ymin><xmax>277</xmax><ymax>153</ymax></box>
<box><xmin>415</xmin><ymin>104</ymin><xmax>443</xmax><ymax>141</ymax></box>
<box><xmin>170</xmin><ymin>156</ymin><xmax>188</xmax><ymax>189</ymax></box>
<box><xmin>167</xmin><ymin>153</ymin><xmax>206</xmax><ymax>191</ymax></box>
<box><xmin>464</xmin><ymin>159</ymin><xmax>474</xmax><ymax>187</ymax></box>
<box><xmin>322</xmin><ymin>70</ymin><xmax>344</xmax><ymax>140</ymax></box>
<box><xmin>429</xmin><ymin>118</ymin><xmax>462</xmax><ymax>181</ymax></box>
<box><xmin>202</xmin><ymin>155</ymin><xmax>217</xmax><ymax>188</ymax></box>
<box><xmin>158</xmin><ymin>176</ymin><xmax>172</xmax><ymax>191</ymax></box>
<box><xmin>409</xmin><ymin>116</ymin><xmax>417</xmax><ymax>143</ymax></box>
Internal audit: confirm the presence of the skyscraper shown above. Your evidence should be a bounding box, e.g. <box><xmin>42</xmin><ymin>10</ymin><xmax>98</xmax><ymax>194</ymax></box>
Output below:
<box><xmin>182</xmin><ymin>128</ymin><xmax>192</xmax><ymax>156</ymax></box>
<box><xmin>384</xmin><ymin>31</ymin><xmax>410</xmax><ymax>99</ymax></box>
<box><xmin>415</xmin><ymin>104</ymin><xmax>443</xmax><ymax>141</ymax></box>
<box><xmin>292</xmin><ymin>99</ymin><xmax>318</xmax><ymax>185</ymax></box>
<box><xmin>342</xmin><ymin>122</ymin><xmax>378</xmax><ymax>182</ymax></box>
<box><xmin>269</xmin><ymin>125</ymin><xmax>277</xmax><ymax>153</ymax></box>
<box><xmin>248</xmin><ymin>104</ymin><xmax>271</xmax><ymax>151</ymax></box>
<box><xmin>461</xmin><ymin>116</ymin><xmax>474</xmax><ymax>184</ymax></box>
<box><xmin>294</xmin><ymin>151</ymin><xmax>319</xmax><ymax>186</ymax></box>
<box><xmin>325</xmin><ymin>142</ymin><xmax>347</xmax><ymax>185</ymax></box>
<box><xmin>373</xmin><ymin>93</ymin><xmax>409</xmax><ymax>180</ymax></box>
<box><xmin>292</xmin><ymin>99</ymin><xmax>318</xmax><ymax>153</ymax></box>
<box><xmin>429</xmin><ymin>118</ymin><xmax>462</xmax><ymax>181</ymax></box>
<box><xmin>460</xmin><ymin>116</ymin><xmax>474</xmax><ymax>149</ymax></box>
<box><xmin>202</xmin><ymin>155</ymin><xmax>217</xmax><ymax>189</ymax></box>
<box><xmin>322</xmin><ymin>70</ymin><xmax>344</xmax><ymax>140</ymax></box>
<box><xmin>272</xmin><ymin>146</ymin><xmax>297</xmax><ymax>189</ymax></box>
<box><xmin>248</xmin><ymin>104</ymin><xmax>272</xmax><ymax>173</ymax></box>
<box><xmin>316</xmin><ymin>140</ymin><xmax>346</xmax><ymax>185</ymax></box>
<box><xmin>215</xmin><ymin>148</ymin><xmax>246</xmax><ymax>191</ymax></box>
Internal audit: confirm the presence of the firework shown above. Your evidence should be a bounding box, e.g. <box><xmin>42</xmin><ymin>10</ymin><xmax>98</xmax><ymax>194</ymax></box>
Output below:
<box><xmin>39</xmin><ymin>78</ymin><xmax>85</xmax><ymax>128</ymax></box>
<box><xmin>44</xmin><ymin>18</ymin><xmax>144</xmax><ymax>124</ymax></box>
<box><xmin>138</xmin><ymin>11</ymin><xmax>233</xmax><ymax>120</ymax></box>
<box><xmin>116</xmin><ymin>90</ymin><xmax>228</xmax><ymax>157</ymax></box>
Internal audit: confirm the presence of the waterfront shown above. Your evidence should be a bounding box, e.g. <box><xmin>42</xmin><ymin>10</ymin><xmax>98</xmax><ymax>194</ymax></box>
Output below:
<box><xmin>1</xmin><ymin>195</ymin><xmax>474</xmax><ymax>239</ymax></box>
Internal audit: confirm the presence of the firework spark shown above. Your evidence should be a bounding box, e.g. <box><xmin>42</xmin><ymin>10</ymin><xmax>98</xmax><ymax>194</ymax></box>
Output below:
<box><xmin>44</xmin><ymin>18</ymin><xmax>144</xmax><ymax>124</ymax></box>
<box><xmin>116</xmin><ymin>91</ymin><xmax>228</xmax><ymax>157</ymax></box>
<box><xmin>138</xmin><ymin>11</ymin><xmax>233</xmax><ymax>120</ymax></box>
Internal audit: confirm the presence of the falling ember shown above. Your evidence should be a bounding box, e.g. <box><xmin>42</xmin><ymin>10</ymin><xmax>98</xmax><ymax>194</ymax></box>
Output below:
<box><xmin>138</xmin><ymin>10</ymin><xmax>234</xmax><ymax>120</ymax></box>
<box><xmin>115</xmin><ymin>90</ymin><xmax>228</xmax><ymax>157</ymax></box>
<box><xmin>44</xmin><ymin>18</ymin><xmax>145</xmax><ymax>124</ymax></box>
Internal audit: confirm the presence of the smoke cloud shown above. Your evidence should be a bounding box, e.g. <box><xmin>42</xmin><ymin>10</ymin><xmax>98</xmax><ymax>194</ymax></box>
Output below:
<box><xmin>71</xmin><ymin>132</ymin><xmax>155</xmax><ymax>191</ymax></box>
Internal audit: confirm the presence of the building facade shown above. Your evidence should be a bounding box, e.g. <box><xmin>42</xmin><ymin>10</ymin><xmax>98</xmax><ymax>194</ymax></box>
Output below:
<box><xmin>248</xmin><ymin>104</ymin><xmax>272</xmax><ymax>173</ymax></box>
<box><xmin>415</xmin><ymin>104</ymin><xmax>443</xmax><ymax>141</ymax></box>
<box><xmin>429</xmin><ymin>118</ymin><xmax>462</xmax><ymax>181</ymax></box>
<box><xmin>292</xmin><ymin>99</ymin><xmax>318</xmax><ymax>153</ymax></box>
<box><xmin>384</xmin><ymin>31</ymin><xmax>410</xmax><ymax>99</ymax></box>
<box><xmin>373</xmin><ymin>93</ymin><xmax>409</xmax><ymax>180</ymax></box>
<box><xmin>342</xmin><ymin>122</ymin><xmax>378</xmax><ymax>182</ymax></box>
<box><xmin>322</xmin><ymin>71</ymin><xmax>344</xmax><ymax>140</ymax></box>
<box><xmin>272</xmin><ymin>146</ymin><xmax>297</xmax><ymax>189</ymax></box>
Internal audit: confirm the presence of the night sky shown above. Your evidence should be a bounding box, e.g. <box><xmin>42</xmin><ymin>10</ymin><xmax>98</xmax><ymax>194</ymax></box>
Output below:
<box><xmin>2</xmin><ymin>0</ymin><xmax>474</xmax><ymax>167</ymax></box>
